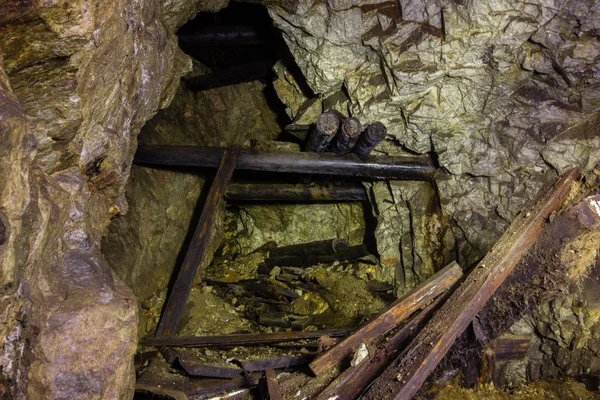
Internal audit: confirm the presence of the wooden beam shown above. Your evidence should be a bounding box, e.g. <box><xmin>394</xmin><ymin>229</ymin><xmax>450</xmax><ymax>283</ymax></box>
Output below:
<box><xmin>264</xmin><ymin>369</ymin><xmax>283</xmax><ymax>400</ymax></box>
<box><xmin>224</xmin><ymin>182</ymin><xmax>368</xmax><ymax>202</ymax></box>
<box><xmin>315</xmin><ymin>293</ymin><xmax>447</xmax><ymax>400</ymax></box>
<box><xmin>362</xmin><ymin>168</ymin><xmax>581</xmax><ymax>400</ymax></box>
<box><xmin>141</xmin><ymin>329</ymin><xmax>350</xmax><ymax>348</ymax></box>
<box><xmin>265</xmin><ymin>245</ymin><xmax>369</xmax><ymax>268</ymax></box>
<box><xmin>134</xmin><ymin>145</ymin><xmax>436</xmax><ymax>181</ymax></box>
<box><xmin>269</xmin><ymin>238</ymin><xmax>349</xmax><ymax>258</ymax></box>
<box><xmin>189</xmin><ymin>373</ymin><xmax>262</xmax><ymax>398</ymax></box>
<box><xmin>155</xmin><ymin>147</ymin><xmax>240</xmax><ymax>338</ymax></box>
<box><xmin>240</xmin><ymin>355</ymin><xmax>315</xmax><ymax>372</ymax></box>
<box><xmin>308</xmin><ymin>261</ymin><xmax>463</xmax><ymax>376</ymax></box>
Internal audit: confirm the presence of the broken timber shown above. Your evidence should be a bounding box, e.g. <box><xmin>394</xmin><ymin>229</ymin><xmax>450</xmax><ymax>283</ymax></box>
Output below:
<box><xmin>362</xmin><ymin>168</ymin><xmax>581</xmax><ymax>400</ymax></box>
<box><xmin>155</xmin><ymin>147</ymin><xmax>240</xmax><ymax>338</ymax></box>
<box><xmin>141</xmin><ymin>329</ymin><xmax>350</xmax><ymax>348</ymax></box>
<box><xmin>134</xmin><ymin>145</ymin><xmax>436</xmax><ymax>181</ymax></box>
<box><xmin>263</xmin><ymin>369</ymin><xmax>283</xmax><ymax>400</ymax></box>
<box><xmin>224</xmin><ymin>182</ymin><xmax>368</xmax><ymax>202</ymax></box>
<box><xmin>308</xmin><ymin>261</ymin><xmax>463</xmax><ymax>375</ymax></box>
<box><xmin>315</xmin><ymin>293</ymin><xmax>448</xmax><ymax>400</ymax></box>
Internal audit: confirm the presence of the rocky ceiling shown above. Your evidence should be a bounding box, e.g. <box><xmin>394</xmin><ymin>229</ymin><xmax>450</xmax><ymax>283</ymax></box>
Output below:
<box><xmin>0</xmin><ymin>0</ymin><xmax>599</xmax><ymax>398</ymax></box>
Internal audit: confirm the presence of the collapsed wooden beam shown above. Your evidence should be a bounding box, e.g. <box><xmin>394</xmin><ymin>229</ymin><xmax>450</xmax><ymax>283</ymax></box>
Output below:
<box><xmin>263</xmin><ymin>369</ymin><xmax>283</xmax><ymax>400</ymax></box>
<box><xmin>155</xmin><ymin>147</ymin><xmax>240</xmax><ymax>338</ymax></box>
<box><xmin>472</xmin><ymin>191</ymin><xmax>600</xmax><ymax>344</ymax></box>
<box><xmin>141</xmin><ymin>329</ymin><xmax>350</xmax><ymax>348</ymax></box>
<box><xmin>362</xmin><ymin>168</ymin><xmax>581</xmax><ymax>400</ymax></box>
<box><xmin>134</xmin><ymin>145</ymin><xmax>436</xmax><ymax>181</ymax></box>
<box><xmin>240</xmin><ymin>354</ymin><xmax>315</xmax><ymax>372</ymax></box>
<box><xmin>224</xmin><ymin>182</ymin><xmax>368</xmax><ymax>202</ymax></box>
<box><xmin>315</xmin><ymin>293</ymin><xmax>447</xmax><ymax>400</ymax></box>
<box><xmin>308</xmin><ymin>262</ymin><xmax>463</xmax><ymax>376</ymax></box>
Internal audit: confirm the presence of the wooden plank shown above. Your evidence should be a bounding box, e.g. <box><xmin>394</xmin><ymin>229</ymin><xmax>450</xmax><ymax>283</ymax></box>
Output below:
<box><xmin>178</xmin><ymin>361</ymin><xmax>242</xmax><ymax>379</ymax></box>
<box><xmin>308</xmin><ymin>261</ymin><xmax>463</xmax><ymax>375</ymax></box>
<box><xmin>265</xmin><ymin>245</ymin><xmax>369</xmax><ymax>268</ymax></box>
<box><xmin>489</xmin><ymin>336</ymin><xmax>531</xmax><ymax>362</ymax></box>
<box><xmin>155</xmin><ymin>147</ymin><xmax>240</xmax><ymax>338</ymax></box>
<box><xmin>134</xmin><ymin>145</ymin><xmax>436</xmax><ymax>181</ymax></box>
<box><xmin>471</xmin><ymin>192</ymin><xmax>600</xmax><ymax>345</ymax></box>
<box><xmin>240</xmin><ymin>354</ymin><xmax>315</xmax><ymax>372</ymax></box>
<box><xmin>362</xmin><ymin>168</ymin><xmax>581</xmax><ymax>400</ymax></box>
<box><xmin>189</xmin><ymin>373</ymin><xmax>262</xmax><ymax>398</ymax></box>
<box><xmin>264</xmin><ymin>369</ymin><xmax>283</xmax><ymax>400</ymax></box>
<box><xmin>269</xmin><ymin>238</ymin><xmax>349</xmax><ymax>258</ymax></box>
<box><xmin>315</xmin><ymin>293</ymin><xmax>448</xmax><ymax>400</ymax></box>
<box><xmin>224</xmin><ymin>182</ymin><xmax>368</xmax><ymax>202</ymax></box>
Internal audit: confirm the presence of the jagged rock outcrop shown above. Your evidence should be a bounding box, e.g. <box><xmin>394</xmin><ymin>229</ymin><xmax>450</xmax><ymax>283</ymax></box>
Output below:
<box><xmin>265</xmin><ymin>0</ymin><xmax>600</xmax><ymax>269</ymax></box>
<box><xmin>102</xmin><ymin>78</ymin><xmax>282</xmax><ymax>337</ymax></box>
<box><xmin>0</xmin><ymin>0</ymin><xmax>203</xmax><ymax>397</ymax></box>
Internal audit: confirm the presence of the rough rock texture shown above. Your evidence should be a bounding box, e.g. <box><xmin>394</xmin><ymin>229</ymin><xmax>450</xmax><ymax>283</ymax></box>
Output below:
<box><xmin>235</xmin><ymin>202</ymin><xmax>365</xmax><ymax>254</ymax></box>
<box><xmin>266</xmin><ymin>0</ymin><xmax>600</xmax><ymax>268</ymax></box>
<box><xmin>0</xmin><ymin>0</ymin><xmax>201</xmax><ymax>397</ymax></box>
<box><xmin>366</xmin><ymin>180</ymin><xmax>455</xmax><ymax>293</ymax></box>
<box><xmin>263</xmin><ymin>0</ymin><xmax>600</xmax><ymax>383</ymax></box>
<box><xmin>102</xmin><ymin>78</ymin><xmax>282</xmax><ymax>336</ymax></box>
<box><xmin>528</xmin><ymin>262</ymin><xmax>600</xmax><ymax>379</ymax></box>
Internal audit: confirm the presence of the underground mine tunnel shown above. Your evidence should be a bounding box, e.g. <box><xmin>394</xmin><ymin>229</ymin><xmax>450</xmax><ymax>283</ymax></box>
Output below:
<box><xmin>1</xmin><ymin>0</ymin><xmax>600</xmax><ymax>399</ymax></box>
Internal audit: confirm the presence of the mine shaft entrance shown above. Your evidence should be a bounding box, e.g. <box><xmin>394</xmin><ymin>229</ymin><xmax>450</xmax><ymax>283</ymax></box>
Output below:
<box><xmin>125</xmin><ymin>2</ymin><xmax>442</xmax><ymax>399</ymax></box>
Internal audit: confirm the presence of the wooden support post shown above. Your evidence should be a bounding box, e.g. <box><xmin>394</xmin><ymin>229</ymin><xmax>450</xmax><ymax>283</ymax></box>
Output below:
<box><xmin>308</xmin><ymin>261</ymin><xmax>463</xmax><ymax>376</ymax></box>
<box><xmin>362</xmin><ymin>168</ymin><xmax>581</xmax><ymax>400</ymax></box>
<box><xmin>141</xmin><ymin>329</ymin><xmax>350</xmax><ymax>348</ymax></box>
<box><xmin>134</xmin><ymin>145</ymin><xmax>436</xmax><ymax>181</ymax></box>
<box><xmin>155</xmin><ymin>147</ymin><xmax>240</xmax><ymax>338</ymax></box>
<box><xmin>264</xmin><ymin>369</ymin><xmax>283</xmax><ymax>400</ymax></box>
<box><xmin>315</xmin><ymin>293</ymin><xmax>448</xmax><ymax>400</ymax></box>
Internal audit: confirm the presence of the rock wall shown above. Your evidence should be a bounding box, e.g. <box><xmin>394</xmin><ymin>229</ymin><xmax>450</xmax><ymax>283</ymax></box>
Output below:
<box><xmin>102</xmin><ymin>77</ymin><xmax>283</xmax><ymax>337</ymax></box>
<box><xmin>265</xmin><ymin>0</ymin><xmax>600</xmax><ymax>268</ymax></box>
<box><xmin>0</xmin><ymin>0</ymin><xmax>203</xmax><ymax>397</ymax></box>
<box><xmin>263</xmin><ymin>0</ymin><xmax>600</xmax><ymax>381</ymax></box>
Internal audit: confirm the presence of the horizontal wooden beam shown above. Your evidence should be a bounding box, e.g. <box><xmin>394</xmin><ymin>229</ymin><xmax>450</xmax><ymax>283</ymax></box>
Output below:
<box><xmin>134</xmin><ymin>145</ymin><xmax>436</xmax><ymax>181</ymax></box>
<box><xmin>224</xmin><ymin>182</ymin><xmax>368</xmax><ymax>202</ymax></box>
<box><xmin>184</xmin><ymin>60</ymin><xmax>274</xmax><ymax>91</ymax></box>
<box><xmin>141</xmin><ymin>329</ymin><xmax>350</xmax><ymax>348</ymax></box>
